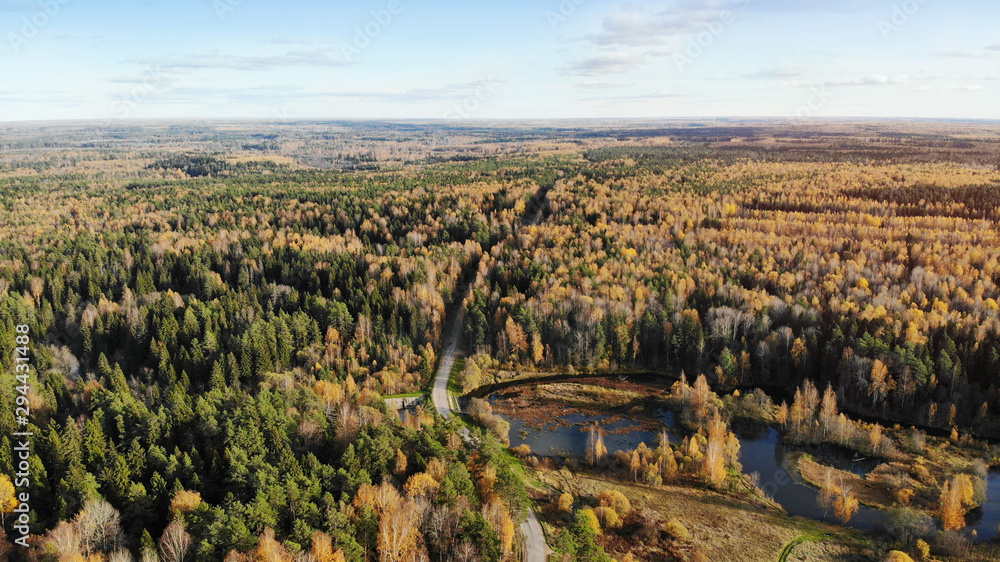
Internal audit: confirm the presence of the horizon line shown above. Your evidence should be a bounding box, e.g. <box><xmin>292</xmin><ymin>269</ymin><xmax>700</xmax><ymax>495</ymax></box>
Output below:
<box><xmin>3</xmin><ymin>116</ymin><xmax>1000</xmax><ymax>126</ymax></box>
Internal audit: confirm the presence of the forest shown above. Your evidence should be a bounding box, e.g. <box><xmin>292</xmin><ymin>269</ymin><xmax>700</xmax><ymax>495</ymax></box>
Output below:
<box><xmin>468</xmin><ymin>145</ymin><xmax>1000</xmax><ymax>437</ymax></box>
<box><xmin>0</xmin><ymin>124</ymin><xmax>561</xmax><ymax>560</ymax></box>
<box><xmin>1</xmin><ymin>119</ymin><xmax>1000</xmax><ymax>561</ymax></box>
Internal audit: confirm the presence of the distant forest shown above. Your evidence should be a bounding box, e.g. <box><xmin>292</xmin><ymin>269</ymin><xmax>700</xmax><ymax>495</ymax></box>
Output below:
<box><xmin>1</xmin><ymin>121</ymin><xmax>1000</xmax><ymax>560</ymax></box>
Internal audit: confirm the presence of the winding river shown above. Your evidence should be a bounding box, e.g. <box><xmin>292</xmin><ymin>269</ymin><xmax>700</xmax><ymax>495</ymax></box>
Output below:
<box><xmin>490</xmin><ymin>389</ymin><xmax>1000</xmax><ymax>542</ymax></box>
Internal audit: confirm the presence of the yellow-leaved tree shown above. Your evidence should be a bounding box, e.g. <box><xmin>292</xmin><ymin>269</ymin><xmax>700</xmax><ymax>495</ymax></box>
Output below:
<box><xmin>0</xmin><ymin>474</ymin><xmax>17</xmax><ymax>526</ymax></box>
<box><xmin>940</xmin><ymin>474</ymin><xmax>976</xmax><ymax>531</ymax></box>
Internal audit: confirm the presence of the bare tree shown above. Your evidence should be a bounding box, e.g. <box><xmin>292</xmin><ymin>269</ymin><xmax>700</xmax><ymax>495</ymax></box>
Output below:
<box><xmin>336</xmin><ymin>400</ymin><xmax>360</xmax><ymax>445</ymax></box>
<box><xmin>75</xmin><ymin>499</ymin><xmax>123</xmax><ymax>555</ymax></box>
<box><xmin>46</xmin><ymin>521</ymin><xmax>83</xmax><ymax>558</ymax></box>
<box><xmin>707</xmin><ymin>306</ymin><xmax>754</xmax><ymax>346</ymax></box>
<box><xmin>454</xmin><ymin>541</ymin><xmax>478</xmax><ymax>562</ymax></box>
<box><xmin>159</xmin><ymin>521</ymin><xmax>192</xmax><ymax>562</ymax></box>
<box><xmin>109</xmin><ymin>549</ymin><xmax>136</xmax><ymax>562</ymax></box>
<box><xmin>424</xmin><ymin>504</ymin><xmax>462</xmax><ymax>555</ymax></box>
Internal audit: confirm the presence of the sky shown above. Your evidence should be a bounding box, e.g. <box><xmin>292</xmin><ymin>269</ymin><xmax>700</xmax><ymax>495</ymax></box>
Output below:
<box><xmin>0</xmin><ymin>0</ymin><xmax>998</xmax><ymax>121</ymax></box>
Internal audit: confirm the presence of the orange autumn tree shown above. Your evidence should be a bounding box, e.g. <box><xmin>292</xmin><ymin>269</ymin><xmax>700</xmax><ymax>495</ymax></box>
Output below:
<box><xmin>833</xmin><ymin>481</ymin><xmax>860</xmax><ymax>524</ymax></box>
<box><xmin>355</xmin><ymin>481</ymin><xmax>423</xmax><ymax>562</ymax></box>
<box><xmin>308</xmin><ymin>531</ymin><xmax>346</xmax><ymax>562</ymax></box>
<box><xmin>702</xmin><ymin>412</ymin><xmax>729</xmax><ymax>488</ymax></box>
<box><xmin>169</xmin><ymin>490</ymin><xmax>202</xmax><ymax>520</ymax></box>
<box><xmin>940</xmin><ymin>474</ymin><xmax>977</xmax><ymax>531</ymax></box>
<box><xmin>378</xmin><ymin>499</ymin><xmax>422</xmax><ymax>562</ymax></box>
<box><xmin>586</xmin><ymin>425</ymin><xmax>607</xmax><ymax>466</ymax></box>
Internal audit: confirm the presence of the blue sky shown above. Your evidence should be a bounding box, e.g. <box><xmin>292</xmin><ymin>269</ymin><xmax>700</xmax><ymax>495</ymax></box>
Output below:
<box><xmin>0</xmin><ymin>0</ymin><xmax>998</xmax><ymax>121</ymax></box>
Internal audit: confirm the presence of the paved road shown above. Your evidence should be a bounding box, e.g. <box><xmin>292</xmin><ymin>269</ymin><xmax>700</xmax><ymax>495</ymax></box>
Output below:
<box><xmin>431</xmin><ymin>307</ymin><xmax>464</xmax><ymax>418</ymax></box>
<box><xmin>521</xmin><ymin>509</ymin><xmax>548</xmax><ymax>562</ymax></box>
<box><xmin>430</xmin><ymin>308</ymin><xmax>548</xmax><ymax>561</ymax></box>
<box><xmin>428</xmin><ymin>183</ymin><xmax>553</xmax><ymax>561</ymax></box>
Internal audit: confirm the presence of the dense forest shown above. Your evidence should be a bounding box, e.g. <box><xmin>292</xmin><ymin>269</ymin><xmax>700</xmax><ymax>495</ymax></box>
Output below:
<box><xmin>0</xmin><ymin>132</ymin><xmax>562</xmax><ymax>560</ymax></box>
<box><xmin>2</xmin><ymin>120</ymin><xmax>1000</xmax><ymax>560</ymax></box>
<box><xmin>468</xmin><ymin>149</ymin><xmax>1000</xmax><ymax>438</ymax></box>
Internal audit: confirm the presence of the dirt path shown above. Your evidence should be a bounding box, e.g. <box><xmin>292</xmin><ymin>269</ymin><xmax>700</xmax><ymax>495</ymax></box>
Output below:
<box><xmin>778</xmin><ymin>535</ymin><xmax>823</xmax><ymax>562</ymax></box>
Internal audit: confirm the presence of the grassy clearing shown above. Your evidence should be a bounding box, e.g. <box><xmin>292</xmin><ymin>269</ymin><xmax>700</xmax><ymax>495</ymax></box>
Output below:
<box><xmin>791</xmin><ymin>422</ymin><xmax>995</xmax><ymax>523</ymax></box>
<box><xmin>528</xmin><ymin>466</ymin><xmax>874</xmax><ymax>561</ymax></box>
<box><xmin>534</xmin><ymin>382</ymin><xmax>645</xmax><ymax>409</ymax></box>
<box><xmin>448</xmin><ymin>356</ymin><xmax>465</xmax><ymax>396</ymax></box>
<box><xmin>382</xmin><ymin>391</ymin><xmax>425</xmax><ymax>399</ymax></box>
<box><xmin>778</xmin><ymin>533</ymin><xmax>827</xmax><ymax>562</ymax></box>
<box><xmin>793</xmin><ymin>454</ymin><xmax>898</xmax><ymax>510</ymax></box>
<box><xmin>487</xmin><ymin>366</ymin><xmax>674</xmax><ymax>387</ymax></box>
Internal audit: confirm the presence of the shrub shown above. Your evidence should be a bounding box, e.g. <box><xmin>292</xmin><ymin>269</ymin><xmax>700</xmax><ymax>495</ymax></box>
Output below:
<box><xmin>557</xmin><ymin>492</ymin><xmax>574</xmax><ymax>513</ymax></box>
<box><xmin>597</xmin><ymin>489</ymin><xmax>631</xmax><ymax>516</ymax></box>
<box><xmin>634</xmin><ymin>508</ymin><xmax>662</xmax><ymax>542</ymax></box>
<box><xmin>466</xmin><ymin>398</ymin><xmax>510</xmax><ymax>445</ymax></box>
<box><xmin>883</xmin><ymin>508</ymin><xmax>935</xmax><ymax>547</ymax></box>
<box><xmin>663</xmin><ymin>518</ymin><xmax>690</xmax><ymax>541</ymax></box>
<box><xmin>934</xmin><ymin>530</ymin><xmax>970</xmax><ymax>557</ymax></box>
<box><xmin>511</xmin><ymin>444</ymin><xmax>532</xmax><ymax>458</ymax></box>
<box><xmin>593</xmin><ymin>506</ymin><xmax>621</xmax><ymax>529</ymax></box>
<box><xmin>577</xmin><ymin>508</ymin><xmax>601</xmax><ymax>535</ymax></box>
<box><xmin>915</xmin><ymin>539</ymin><xmax>930</xmax><ymax>560</ymax></box>
<box><xmin>894</xmin><ymin>488</ymin><xmax>915</xmax><ymax>506</ymax></box>
<box><xmin>884</xmin><ymin>551</ymin><xmax>914</xmax><ymax>562</ymax></box>
<box><xmin>907</xmin><ymin>428</ymin><xmax>926</xmax><ymax>453</ymax></box>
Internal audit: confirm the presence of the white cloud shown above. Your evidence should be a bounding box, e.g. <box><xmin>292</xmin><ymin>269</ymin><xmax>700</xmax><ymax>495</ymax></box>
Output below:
<box><xmin>586</xmin><ymin>1</ymin><xmax>748</xmax><ymax>47</ymax></box>
<box><xmin>565</xmin><ymin>52</ymin><xmax>652</xmax><ymax>76</ymax></box>
<box><xmin>939</xmin><ymin>47</ymin><xmax>1000</xmax><ymax>59</ymax></box>
<box><xmin>130</xmin><ymin>50</ymin><xmax>349</xmax><ymax>72</ymax></box>
<box><xmin>915</xmin><ymin>84</ymin><xmax>985</xmax><ymax>92</ymax></box>
<box><xmin>581</xmin><ymin>90</ymin><xmax>687</xmax><ymax>103</ymax></box>
<box><xmin>740</xmin><ymin>64</ymin><xmax>812</xmax><ymax>80</ymax></box>
<box><xmin>780</xmin><ymin>74</ymin><xmax>911</xmax><ymax>88</ymax></box>
<box><xmin>577</xmin><ymin>81</ymin><xmax>633</xmax><ymax>89</ymax></box>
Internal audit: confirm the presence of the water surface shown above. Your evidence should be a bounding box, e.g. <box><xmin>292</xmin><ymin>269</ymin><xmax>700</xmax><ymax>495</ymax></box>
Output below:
<box><xmin>493</xmin><ymin>392</ymin><xmax>1000</xmax><ymax>541</ymax></box>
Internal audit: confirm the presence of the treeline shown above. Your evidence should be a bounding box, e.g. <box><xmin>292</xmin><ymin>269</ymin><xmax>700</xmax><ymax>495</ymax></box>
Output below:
<box><xmin>585</xmin><ymin>132</ymin><xmax>1000</xmax><ymax>169</ymax></box>
<box><xmin>147</xmin><ymin>154</ymin><xmax>289</xmax><ymax>178</ymax></box>
<box><xmin>0</xmin><ymin>154</ymin><xmax>565</xmax><ymax>560</ymax></box>
<box><xmin>468</xmin><ymin>157</ymin><xmax>1000</xmax><ymax>438</ymax></box>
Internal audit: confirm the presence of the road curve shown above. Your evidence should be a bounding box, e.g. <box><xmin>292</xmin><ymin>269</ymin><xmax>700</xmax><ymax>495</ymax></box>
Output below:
<box><xmin>430</xmin><ymin>307</ymin><xmax>549</xmax><ymax>561</ymax></box>
<box><xmin>429</xmin><ymin>182</ymin><xmax>553</xmax><ymax>561</ymax></box>
<box><xmin>432</xmin><ymin>307</ymin><xmax>463</xmax><ymax>418</ymax></box>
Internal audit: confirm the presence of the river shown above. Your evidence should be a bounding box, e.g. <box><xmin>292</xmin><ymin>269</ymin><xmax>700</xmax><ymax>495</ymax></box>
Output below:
<box><xmin>491</xmin><ymin>392</ymin><xmax>1000</xmax><ymax>542</ymax></box>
